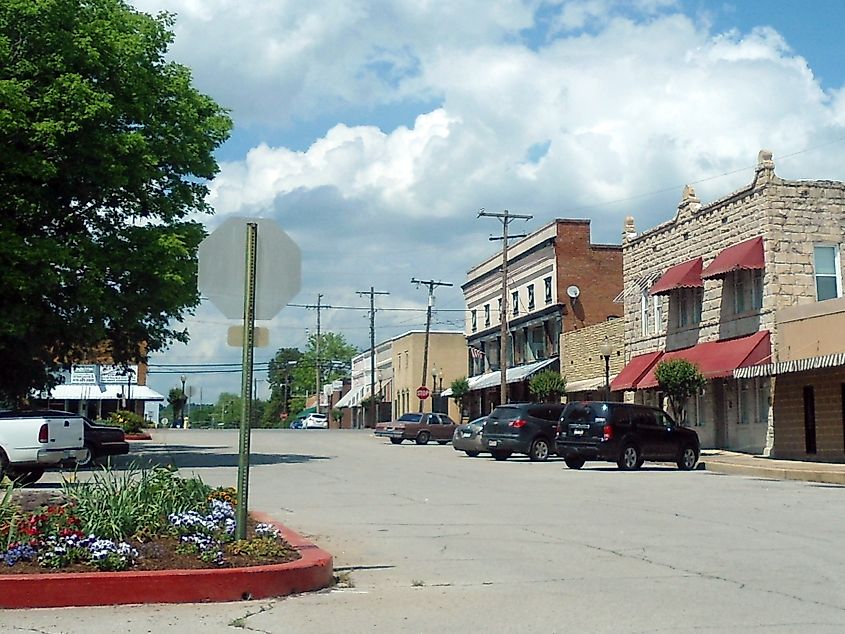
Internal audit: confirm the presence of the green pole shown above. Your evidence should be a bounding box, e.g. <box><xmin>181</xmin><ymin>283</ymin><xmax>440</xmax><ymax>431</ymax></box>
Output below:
<box><xmin>237</xmin><ymin>222</ymin><xmax>258</xmax><ymax>540</ymax></box>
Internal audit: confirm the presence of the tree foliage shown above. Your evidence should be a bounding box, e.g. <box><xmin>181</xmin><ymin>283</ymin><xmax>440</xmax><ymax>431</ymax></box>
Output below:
<box><xmin>263</xmin><ymin>347</ymin><xmax>303</xmax><ymax>426</ymax></box>
<box><xmin>529</xmin><ymin>371</ymin><xmax>566</xmax><ymax>403</ymax></box>
<box><xmin>0</xmin><ymin>0</ymin><xmax>232</xmax><ymax>406</ymax></box>
<box><xmin>449</xmin><ymin>377</ymin><xmax>470</xmax><ymax>421</ymax></box>
<box><xmin>654</xmin><ymin>359</ymin><xmax>706</xmax><ymax>425</ymax></box>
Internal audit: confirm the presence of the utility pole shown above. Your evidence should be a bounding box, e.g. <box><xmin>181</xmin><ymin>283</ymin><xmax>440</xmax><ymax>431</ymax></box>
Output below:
<box><xmin>478</xmin><ymin>208</ymin><xmax>532</xmax><ymax>405</ymax></box>
<box><xmin>411</xmin><ymin>278</ymin><xmax>453</xmax><ymax>412</ymax></box>
<box><xmin>357</xmin><ymin>286</ymin><xmax>389</xmax><ymax>429</ymax></box>
<box><xmin>315</xmin><ymin>294</ymin><xmax>323</xmax><ymax>414</ymax></box>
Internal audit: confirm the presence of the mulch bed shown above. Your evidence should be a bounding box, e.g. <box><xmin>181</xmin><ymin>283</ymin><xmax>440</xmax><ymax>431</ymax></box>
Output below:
<box><xmin>2</xmin><ymin>490</ymin><xmax>301</xmax><ymax>575</ymax></box>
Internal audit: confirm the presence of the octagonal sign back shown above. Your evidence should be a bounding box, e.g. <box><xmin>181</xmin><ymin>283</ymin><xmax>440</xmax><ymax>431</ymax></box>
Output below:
<box><xmin>198</xmin><ymin>217</ymin><xmax>301</xmax><ymax>320</ymax></box>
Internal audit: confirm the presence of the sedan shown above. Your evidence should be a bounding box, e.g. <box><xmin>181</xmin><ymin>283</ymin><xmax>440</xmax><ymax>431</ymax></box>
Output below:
<box><xmin>78</xmin><ymin>418</ymin><xmax>129</xmax><ymax>467</ymax></box>
<box><xmin>452</xmin><ymin>416</ymin><xmax>487</xmax><ymax>457</ymax></box>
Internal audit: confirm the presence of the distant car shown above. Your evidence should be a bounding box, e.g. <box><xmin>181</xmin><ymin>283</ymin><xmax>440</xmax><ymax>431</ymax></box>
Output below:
<box><xmin>374</xmin><ymin>412</ymin><xmax>457</xmax><ymax>445</ymax></box>
<box><xmin>452</xmin><ymin>416</ymin><xmax>487</xmax><ymax>457</ymax></box>
<box><xmin>289</xmin><ymin>419</ymin><xmax>305</xmax><ymax>429</ymax></box>
<box><xmin>302</xmin><ymin>413</ymin><xmax>329</xmax><ymax>429</ymax></box>
<box><xmin>556</xmin><ymin>401</ymin><xmax>700</xmax><ymax>471</ymax></box>
<box><xmin>78</xmin><ymin>418</ymin><xmax>129</xmax><ymax>467</ymax></box>
<box><xmin>482</xmin><ymin>403</ymin><xmax>567</xmax><ymax>461</ymax></box>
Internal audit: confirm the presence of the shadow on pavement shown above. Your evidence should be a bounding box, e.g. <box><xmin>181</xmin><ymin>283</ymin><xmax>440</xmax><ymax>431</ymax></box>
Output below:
<box><xmin>113</xmin><ymin>444</ymin><xmax>332</xmax><ymax>469</ymax></box>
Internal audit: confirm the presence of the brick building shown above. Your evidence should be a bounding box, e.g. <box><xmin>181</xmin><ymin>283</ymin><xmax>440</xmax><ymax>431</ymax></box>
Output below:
<box><xmin>613</xmin><ymin>150</ymin><xmax>845</xmax><ymax>458</ymax></box>
<box><xmin>458</xmin><ymin>219</ymin><xmax>622</xmax><ymax>416</ymax></box>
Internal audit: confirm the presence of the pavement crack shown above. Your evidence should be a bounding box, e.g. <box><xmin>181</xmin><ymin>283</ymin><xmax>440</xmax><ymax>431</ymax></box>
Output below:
<box><xmin>227</xmin><ymin>600</ymin><xmax>276</xmax><ymax>632</ymax></box>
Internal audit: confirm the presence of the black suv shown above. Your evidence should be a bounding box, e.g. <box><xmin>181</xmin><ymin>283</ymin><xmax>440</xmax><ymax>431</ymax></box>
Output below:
<box><xmin>555</xmin><ymin>401</ymin><xmax>700</xmax><ymax>471</ymax></box>
<box><xmin>482</xmin><ymin>403</ymin><xmax>567</xmax><ymax>461</ymax></box>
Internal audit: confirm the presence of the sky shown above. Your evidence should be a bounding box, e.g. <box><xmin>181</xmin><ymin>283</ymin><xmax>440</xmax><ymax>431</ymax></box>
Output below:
<box><xmin>130</xmin><ymin>0</ymin><xmax>845</xmax><ymax>404</ymax></box>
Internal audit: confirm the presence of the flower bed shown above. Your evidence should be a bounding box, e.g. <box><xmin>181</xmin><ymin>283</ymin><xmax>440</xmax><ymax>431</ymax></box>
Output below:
<box><xmin>0</xmin><ymin>467</ymin><xmax>300</xmax><ymax>575</ymax></box>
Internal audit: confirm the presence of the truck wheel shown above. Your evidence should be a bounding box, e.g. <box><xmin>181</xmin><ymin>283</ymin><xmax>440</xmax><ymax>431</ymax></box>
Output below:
<box><xmin>564</xmin><ymin>456</ymin><xmax>586</xmax><ymax>469</ymax></box>
<box><xmin>77</xmin><ymin>442</ymin><xmax>96</xmax><ymax>467</ymax></box>
<box><xmin>492</xmin><ymin>451</ymin><xmax>511</xmax><ymax>461</ymax></box>
<box><xmin>7</xmin><ymin>468</ymin><xmax>45</xmax><ymax>486</ymax></box>
<box><xmin>390</xmin><ymin>438</ymin><xmax>403</xmax><ymax>445</ymax></box>
<box><xmin>529</xmin><ymin>438</ymin><xmax>551</xmax><ymax>462</ymax></box>
<box><xmin>416</xmin><ymin>431</ymin><xmax>431</xmax><ymax>445</ymax></box>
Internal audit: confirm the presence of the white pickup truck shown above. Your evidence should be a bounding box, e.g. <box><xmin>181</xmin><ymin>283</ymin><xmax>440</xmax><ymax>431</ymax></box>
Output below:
<box><xmin>0</xmin><ymin>410</ymin><xmax>86</xmax><ymax>484</ymax></box>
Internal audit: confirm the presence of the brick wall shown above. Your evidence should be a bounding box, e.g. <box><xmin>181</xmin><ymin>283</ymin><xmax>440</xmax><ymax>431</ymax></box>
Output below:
<box><xmin>553</xmin><ymin>219</ymin><xmax>623</xmax><ymax>333</ymax></box>
<box><xmin>560</xmin><ymin>319</ymin><xmax>625</xmax><ymax>384</ymax></box>
<box><xmin>772</xmin><ymin>368</ymin><xmax>845</xmax><ymax>461</ymax></box>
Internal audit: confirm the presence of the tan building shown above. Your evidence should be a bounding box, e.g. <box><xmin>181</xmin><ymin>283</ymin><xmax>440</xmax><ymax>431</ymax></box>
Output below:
<box><xmin>336</xmin><ymin>330</ymin><xmax>467</xmax><ymax>425</ymax></box>
<box><xmin>614</xmin><ymin>150</ymin><xmax>845</xmax><ymax>457</ymax></box>
<box><xmin>461</xmin><ymin>218</ymin><xmax>622</xmax><ymax>416</ymax></box>
<box><xmin>560</xmin><ymin>318</ymin><xmax>625</xmax><ymax>399</ymax></box>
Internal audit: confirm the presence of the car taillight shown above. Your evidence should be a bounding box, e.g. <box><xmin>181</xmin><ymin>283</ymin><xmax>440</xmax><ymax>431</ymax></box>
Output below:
<box><xmin>602</xmin><ymin>424</ymin><xmax>613</xmax><ymax>441</ymax></box>
<box><xmin>38</xmin><ymin>423</ymin><xmax>48</xmax><ymax>443</ymax></box>
<box><xmin>509</xmin><ymin>419</ymin><xmax>527</xmax><ymax>428</ymax></box>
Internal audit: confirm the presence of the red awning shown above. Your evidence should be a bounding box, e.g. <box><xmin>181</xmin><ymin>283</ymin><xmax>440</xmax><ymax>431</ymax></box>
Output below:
<box><xmin>649</xmin><ymin>258</ymin><xmax>704</xmax><ymax>295</ymax></box>
<box><xmin>701</xmin><ymin>236</ymin><xmax>764</xmax><ymax>279</ymax></box>
<box><xmin>637</xmin><ymin>330</ymin><xmax>771</xmax><ymax>389</ymax></box>
<box><xmin>610</xmin><ymin>351</ymin><xmax>664</xmax><ymax>391</ymax></box>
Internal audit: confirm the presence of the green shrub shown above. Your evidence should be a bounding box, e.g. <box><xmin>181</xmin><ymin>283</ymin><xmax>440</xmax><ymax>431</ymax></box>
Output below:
<box><xmin>63</xmin><ymin>463</ymin><xmax>211</xmax><ymax>541</ymax></box>
<box><xmin>107</xmin><ymin>410</ymin><xmax>147</xmax><ymax>434</ymax></box>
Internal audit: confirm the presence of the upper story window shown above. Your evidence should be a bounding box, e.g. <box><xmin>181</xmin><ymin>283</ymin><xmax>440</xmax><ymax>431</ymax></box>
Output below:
<box><xmin>544</xmin><ymin>277</ymin><xmax>552</xmax><ymax>304</ymax></box>
<box><xmin>527</xmin><ymin>284</ymin><xmax>535</xmax><ymax>309</ymax></box>
<box><xmin>471</xmin><ymin>309</ymin><xmax>477</xmax><ymax>332</ymax></box>
<box><xmin>814</xmin><ymin>245</ymin><xmax>841</xmax><ymax>301</ymax></box>
<box><xmin>641</xmin><ymin>290</ymin><xmax>663</xmax><ymax>336</ymax></box>
<box><xmin>497</xmin><ymin>298</ymin><xmax>502</xmax><ymax>318</ymax></box>
<box><xmin>484</xmin><ymin>304</ymin><xmax>490</xmax><ymax>327</ymax></box>
<box><xmin>677</xmin><ymin>287</ymin><xmax>703</xmax><ymax>328</ymax></box>
<box><xmin>732</xmin><ymin>269</ymin><xmax>763</xmax><ymax>314</ymax></box>
<box><xmin>512</xmin><ymin>291</ymin><xmax>519</xmax><ymax>316</ymax></box>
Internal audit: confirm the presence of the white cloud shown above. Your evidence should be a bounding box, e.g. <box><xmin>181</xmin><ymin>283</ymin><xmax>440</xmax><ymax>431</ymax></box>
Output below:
<box><xmin>136</xmin><ymin>1</ymin><xmax>845</xmax><ymax>401</ymax></box>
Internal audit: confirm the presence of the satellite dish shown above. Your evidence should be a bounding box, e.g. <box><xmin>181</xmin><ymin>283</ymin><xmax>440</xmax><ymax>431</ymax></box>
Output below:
<box><xmin>566</xmin><ymin>285</ymin><xmax>581</xmax><ymax>299</ymax></box>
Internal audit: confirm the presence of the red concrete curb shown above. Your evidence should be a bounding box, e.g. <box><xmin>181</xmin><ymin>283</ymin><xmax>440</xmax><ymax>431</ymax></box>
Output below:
<box><xmin>0</xmin><ymin>512</ymin><xmax>333</xmax><ymax>608</ymax></box>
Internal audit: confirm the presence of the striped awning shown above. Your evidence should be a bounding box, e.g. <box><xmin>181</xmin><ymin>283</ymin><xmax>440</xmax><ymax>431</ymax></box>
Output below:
<box><xmin>734</xmin><ymin>352</ymin><xmax>845</xmax><ymax>378</ymax></box>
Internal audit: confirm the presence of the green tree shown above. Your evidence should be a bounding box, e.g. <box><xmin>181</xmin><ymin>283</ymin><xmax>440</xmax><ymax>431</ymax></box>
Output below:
<box><xmin>449</xmin><ymin>377</ymin><xmax>470</xmax><ymax>422</ymax></box>
<box><xmin>654</xmin><ymin>359</ymin><xmax>706</xmax><ymax>425</ymax></box>
<box><xmin>290</xmin><ymin>332</ymin><xmax>357</xmax><ymax>399</ymax></box>
<box><xmin>529</xmin><ymin>371</ymin><xmax>566</xmax><ymax>403</ymax></box>
<box><xmin>167</xmin><ymin>388</ymin><xmax>187</xmax><ymax>427</ymax></box>
<box><xmin>263</xmin><ymin>347</ymin><xmax>303</xmax><ymax>426</ymax></box>
<box><xmin>0</xmin><ymin>0</ymin><xmax>232</xmax><ymax>406</ymax></box>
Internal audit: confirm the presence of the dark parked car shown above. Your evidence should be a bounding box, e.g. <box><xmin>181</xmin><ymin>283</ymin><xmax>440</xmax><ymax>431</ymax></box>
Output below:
<box><xmin>555</xmin><ymin>401</ymin><xmax>700</xmax><ymax>471</ymax></box>
<box><xmin>452</xmin><ymin>416</ymin><xmax>487</xmax><ymax>457</ymax></box>
<box><xmin>78</xmin><ymin>418</ymin><xmax>129</xmax><ymax>467</ymax></box>
<box><xmin>482</xmin><ymin>403</ymin><xmax>567</xmax><ymax>461</ymax></box>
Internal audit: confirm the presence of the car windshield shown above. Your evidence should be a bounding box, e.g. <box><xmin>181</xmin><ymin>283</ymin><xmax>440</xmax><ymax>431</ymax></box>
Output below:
<box><xmin>561</xmin><ymin>402</ymin><xmax>610</xmax><ymax>423</ymax></box>
<box><xmin>397</xmin><ymin>413</ymin><xmax>423</xmax><ymax>423</ymax></box>
<box><xmin>469</xmin><ymin>417</ymin><xmax>487</xmax><ymax>426</ymax></box>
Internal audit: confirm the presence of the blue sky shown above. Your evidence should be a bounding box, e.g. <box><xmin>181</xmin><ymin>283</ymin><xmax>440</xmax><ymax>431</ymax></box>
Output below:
<box><xmin>129</xmin><ymin>0</ymin><xmax>845</xmax><ymax>403</ymax></box>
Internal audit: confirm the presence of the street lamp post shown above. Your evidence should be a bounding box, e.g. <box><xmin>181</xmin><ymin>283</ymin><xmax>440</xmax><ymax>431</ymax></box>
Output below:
<box><xmin>180</xmin><ymin>375</ymin><xmax>186</xmax><ymax>428</ymax></box>
<box><xmin>599</xmin><ymin>338</ymin><xmax>613</xmax><ymax>400</ymax></box>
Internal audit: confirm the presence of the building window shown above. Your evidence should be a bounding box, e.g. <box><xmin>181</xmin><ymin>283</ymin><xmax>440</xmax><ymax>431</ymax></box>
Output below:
<box><xmin>687</xmin><ymin>392</ymin><xmax>706</xmax><ymax>427</ymax></box>
<box><xmin>497</xmin><ymin>298</ymin><xmax>502</xmax><ymax>319</ymax></box>
<box><xmin>738</xmin><ymin>380</ymin><xmax>752</xmax><ymax>424</ymax></box>
<box><xmin>751</xmin><ymin>269</ymin><xmax>763</xmax><ymax>309</ymax></box>
<box><xmin>652</xmin><ymin>295</ymin><xmax>663</xmax><ymax>334</ymax></box>
<box><xmin>732</xmin><ymin>269</ymin><xmax>764</xmax><ymax>314</ymax></box>
<box><xmin>471</xmin><ymin>310</ymin><xmax>477</xmax><ymax>332</ymax></box>
<box><xmin>484</xmin><ymin>304</ymin><xmax>490</xmax><ymax>327</ymax></box>
<box><xmin>733</xmin><ymin>272</ymin><xmax>747</xmax><ymax>314</ymax></box>
<box><xmin>738</xmin><ymin>378</ymin><xmax>770</xmax><ymax>425</ymax></box>
<box><xmin>528</xmin><ymin>284</ymin><xmax>535</xmax><ymax>309</ymax></box>
<box><xmin>544</xmin><ymin>277</ymin><xmax>552</xmax><ymax>304</ymax></box>
<box><xmin>512</xmin><ymin>291</ymin><xmax>519</xmax><ymax>316</ymax></box>
<box><xmin>677</xmin><ymin>288</ymin><xmax>703</xmax><ymax>328</ymax></box>
<box><xmin>814</xmin><ymin>245</ymin><xmax>841</xmax><ymax>301</ymax></box>
<box><xmin>640</xmin><ymin>289</ymin><xmax>650</xmax><ymax>336</ymax></box>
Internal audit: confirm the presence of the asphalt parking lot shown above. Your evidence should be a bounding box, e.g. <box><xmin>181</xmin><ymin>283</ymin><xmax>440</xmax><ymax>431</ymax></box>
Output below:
<box><xmin>7</xmin><ymin>429</ymin><xmax>845</xmax><ymax>634</ymax></box>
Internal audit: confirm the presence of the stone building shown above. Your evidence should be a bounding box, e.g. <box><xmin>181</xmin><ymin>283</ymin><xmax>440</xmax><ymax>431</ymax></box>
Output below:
<box><xmin>560</xmin><ymin>318</ymin><xmax>625</xmax><ymax>399</ymax></box>
<box><xmin>458</xmin><ymin>219</ymin><xmax>622</xmax><ymax>416</ymax></box>
<box><xmin>613</xmin><ymin>150</ymin><xmax>845</xmax><ymax>457</ymax></box>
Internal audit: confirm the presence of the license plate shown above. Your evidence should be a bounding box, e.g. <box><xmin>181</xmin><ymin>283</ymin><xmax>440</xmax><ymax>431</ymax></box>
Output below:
<box><xmin>573</xmin><ymin>429</ymin><xmax>584</xmax><ymax>436</ymax></box>
<box><xmin>488</xmin><ymin>440</ymin><xmax>498</xmax><ymax>447</ymax></box>
<box><xmin>462</xmin><ymin>432</ymin><xmax>472</xmax><ymax>438</ymax></box>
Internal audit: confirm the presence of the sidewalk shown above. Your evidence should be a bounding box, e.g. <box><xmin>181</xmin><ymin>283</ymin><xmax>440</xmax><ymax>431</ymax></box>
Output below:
<box><xmin>700</xmin><ymin>450</ymin><xmax>845</xmax><ymax>485</ymax></box>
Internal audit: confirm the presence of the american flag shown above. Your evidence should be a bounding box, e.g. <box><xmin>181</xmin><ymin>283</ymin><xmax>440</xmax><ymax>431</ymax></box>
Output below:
<box><xmin>469</xmin><ymin>346</ymin><xmax>485</xmax><ymax>359</ymax></box>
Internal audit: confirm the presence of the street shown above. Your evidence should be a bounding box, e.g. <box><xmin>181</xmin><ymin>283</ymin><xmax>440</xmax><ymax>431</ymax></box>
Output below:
<box><xmin>5</xmin><ymin>429</ymin><xmax>845</xmax><ymax>633</ymax></box>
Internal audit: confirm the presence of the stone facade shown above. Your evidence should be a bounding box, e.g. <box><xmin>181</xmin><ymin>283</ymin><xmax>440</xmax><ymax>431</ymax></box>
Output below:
<box><xmin>621</xmin><ymin>150</ymin><xmax>845</xmax><ymax>454</ymax></box>
<box><xmin>560</xmin><ymin>318</ymin><xmax>625</xmax><ymax>394</ymax></box>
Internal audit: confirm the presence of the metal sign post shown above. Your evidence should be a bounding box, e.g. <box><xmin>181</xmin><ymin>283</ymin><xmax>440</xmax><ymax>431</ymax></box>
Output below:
<box><xmin>236</xmin><ymin>222</ymin><xmax>258</xmax><ymax>540</ymax></box>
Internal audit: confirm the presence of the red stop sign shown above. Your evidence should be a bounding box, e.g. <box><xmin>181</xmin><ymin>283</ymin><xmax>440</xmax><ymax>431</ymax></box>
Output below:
<box><xmin>416</xmin><ymin>386</ymin><xmax>431</xmax><ymax>399</ymax></box>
